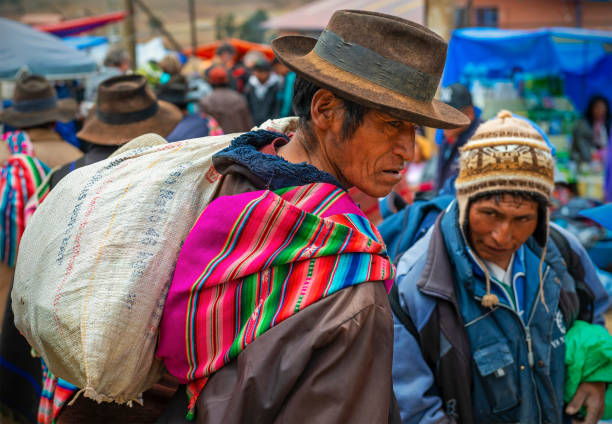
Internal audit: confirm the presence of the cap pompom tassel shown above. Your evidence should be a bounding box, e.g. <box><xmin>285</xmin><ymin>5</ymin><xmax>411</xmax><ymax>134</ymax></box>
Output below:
<box><xmin>481</xmin><ymin>293</ymin><xmax>499</xmax><ymax>308</ymax></box>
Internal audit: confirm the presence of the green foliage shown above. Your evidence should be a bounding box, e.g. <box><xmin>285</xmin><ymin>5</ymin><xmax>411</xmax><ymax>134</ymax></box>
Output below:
<box><xmin>215</xmin><ymin>9</ymin><xmax>268</xmax><ymax>43</ymax></box>
<box><xmin>238</xmin><ymin>9</ymin><xmax>268</xmax><ymax>43</ymax></box>
<box><xmin>215</xmin><ymin>12</ymin><xmax>237</xmax><ymax>40</ymax></box>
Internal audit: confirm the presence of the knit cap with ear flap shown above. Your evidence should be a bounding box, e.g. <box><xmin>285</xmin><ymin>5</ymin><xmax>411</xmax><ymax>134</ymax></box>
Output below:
<box><xmin>454</xmin><ymin>110</ymin><xmax>555</xmax><ymax>308</ymax></box>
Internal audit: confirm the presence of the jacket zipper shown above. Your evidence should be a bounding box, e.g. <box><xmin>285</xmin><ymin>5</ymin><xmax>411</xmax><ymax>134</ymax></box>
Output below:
<box><xmin>474</xmin><ymin>265</ymin><xmax>549</xmax><ymax>422</ymax></box>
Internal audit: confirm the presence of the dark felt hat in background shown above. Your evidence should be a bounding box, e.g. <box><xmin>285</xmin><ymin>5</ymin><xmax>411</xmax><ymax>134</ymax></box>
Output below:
<box><xmin>77</xmin><ymin>74</ymin><xmax>182</xmax><ymax>145</ymax></box>
<box><xmin>156</xmin><ymin>75</ymin><xmax>189</xmax><ymax>109</ymax></box>
<box><xmin>439</xmin><ymin>83</ymin><xmax>473</xmax><ymax>110</ymax></box>
<box><xmin>272</xmin><ymin>9</ymin><xmax>469</xmax><ymax>129</ymax></box>
<box><xmin>0</xmin><ymin>75</ymin><xmax>76</xmax><ymax>128</ymax></box>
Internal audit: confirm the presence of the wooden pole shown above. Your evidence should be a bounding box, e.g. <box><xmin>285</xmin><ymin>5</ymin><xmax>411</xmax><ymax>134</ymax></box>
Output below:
<box><xmin>189</xmin><ymin>0</ymin><xmax>197</xmax><ymax>56</ymax></box>
<box><xmin>133</xmin><ymin>0</ymin><xmax>184</xmax><ymax>53</ymax></box>
<box><xmin>124</xmin><ymin>0</ymin><xmax>137</xmax><ymax>71</ymax></box>
<box><xmin>424</xmin><ymin>0</ymin><xmax>455</xmax><ymax>41</ymax></box>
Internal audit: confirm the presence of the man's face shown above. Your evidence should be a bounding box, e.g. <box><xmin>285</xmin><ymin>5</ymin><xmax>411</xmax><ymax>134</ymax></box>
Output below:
<box><xmin>468</xmin><ymin>194</ymin><xmax>539</xmax><ymax>269</ymax></box>
<box><xmin>593</xmin><ymin>100</ymin><xmax>607</xmax><ymax>122</ymax></box>
<box><xmin>219</xmin><ymin>52</ymin><xmax>234</xmax><ymax>66</ymax></box>
<box><xmin>254</xmin><ymin>69</ymin><xmax>270</xmax><ymax>84</ymax></box>
<box><xmin>443</xmin><ymin>106</ymin><xmax>474</xmax><ymax>142</ymax></box>
<box><xmin>326</xmin><ymin>110</ymin><xmax>415</xmax><ymax>197</ymax></box>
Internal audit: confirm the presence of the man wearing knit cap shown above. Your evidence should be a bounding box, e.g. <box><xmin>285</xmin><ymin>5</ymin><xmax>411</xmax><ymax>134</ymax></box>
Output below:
<box><xmin>392</xmin><ymin>110</ymin><xmax>609</xmax><ymax>423</ymax></box>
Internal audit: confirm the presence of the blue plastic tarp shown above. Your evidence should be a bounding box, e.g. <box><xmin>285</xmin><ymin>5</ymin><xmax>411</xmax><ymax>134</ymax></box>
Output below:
<box><xmin>62</xmin><ymin>36</ymin><xmax>108</xmax><ymax>50</ymax></box>
<box><xmin>0</xmin><ymin>17</ymin><xmax>97</xmax><ymax>80</ymax></box>
<box><xmin>442</xmin><ymin>27</ymin><xmax>612</xmax><ymax>113</ymax></box>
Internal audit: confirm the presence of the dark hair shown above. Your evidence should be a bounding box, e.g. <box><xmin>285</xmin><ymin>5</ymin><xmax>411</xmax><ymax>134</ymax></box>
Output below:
<box><xmin>104</xmin><ymin>48</ymin><xmax>130</xmax><ymax>68</ymax></box>
<box><xmin>585</xmin><ymin>94</ymin><xmax>611</xmax><ymax>135</ymax></box>
<box><xmin>464</xmin><ymin>190</ymin><xmax>550</xmax><ymax>246</ymax></box>
<box><xmin>216</xmin><ymin>43</ymin><xmax>235</xmax><ymax>56</ymax></box>
<box><xmin>291</xmin><ymin>74</ymin><xmax>368</xmax><ymax>141</ymax></box>
<box><xmin>253</xmin><ymin>60</ymin><xmax>271</xmax><ymax>72</ymax></box>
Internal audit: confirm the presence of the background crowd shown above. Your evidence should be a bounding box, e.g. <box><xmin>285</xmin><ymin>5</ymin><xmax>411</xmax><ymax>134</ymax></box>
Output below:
<box><xmin>0</xmin><ymin>6</ymin><xmax>611</xmax><ymax>424</ymax></box>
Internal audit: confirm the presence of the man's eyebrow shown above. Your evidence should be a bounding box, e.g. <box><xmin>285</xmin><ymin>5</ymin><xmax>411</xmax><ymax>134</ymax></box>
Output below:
<box><xmin>515</xmin><ymin>212</ymin><xmax>537</xmax><ymax>219</ymax></box>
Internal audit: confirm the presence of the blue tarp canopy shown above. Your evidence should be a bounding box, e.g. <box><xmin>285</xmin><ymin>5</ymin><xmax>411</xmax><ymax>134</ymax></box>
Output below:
<box><xmin>0</xmin><ymin>17</ymin><xmax>97</xmax><ymax>80</ymax></box>
<box><xmin>62</xmin><ymin>35</ymin><xmax>108</xmax><ymax>50</ymax></box>
<box><xmin>442</xmin><ymin>27</ymin><xmax>612</xmax><ymax>113</ymax></box>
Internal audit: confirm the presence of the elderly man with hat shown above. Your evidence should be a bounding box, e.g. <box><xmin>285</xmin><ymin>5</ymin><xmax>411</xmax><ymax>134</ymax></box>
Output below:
<box><xmin>0</xmin><ymin>74</ymin><xmax>83</xmax><ymax>169</ymax></box>
<box><xmin>392</xmin><ymin>110</ymin><xmax>610</xmax><ymax>423</ymax></box>
<box><xmin>150</xmin><ymin>10</ymin><xmax>468</xmax><ymax>423</ymax></box>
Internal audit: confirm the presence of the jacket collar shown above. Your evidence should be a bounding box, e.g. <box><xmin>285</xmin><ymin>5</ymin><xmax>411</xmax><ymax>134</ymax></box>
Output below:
<box><xmin>212</xmin><ymin>129</ymin><xmax>342</xmax><ymax>190</ymax></box>
<box><xmin>416</xmin><ymin>210</ymin><xmax>462</xmax><ymax>317</ymax></box>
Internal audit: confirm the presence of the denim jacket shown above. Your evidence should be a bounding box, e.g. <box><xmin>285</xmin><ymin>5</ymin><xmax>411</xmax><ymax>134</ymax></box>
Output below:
<box><xmin>392</xmin><ymin>202</ymin><xmax>610</xmax><ymax>423</ymax></box>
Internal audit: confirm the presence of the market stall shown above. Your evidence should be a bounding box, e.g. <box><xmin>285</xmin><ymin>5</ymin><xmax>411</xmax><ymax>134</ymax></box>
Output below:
<box><xmin>442</xmin><ymin>26</ymin><xmax>612</xmax><ymax>198</ymax></box>
<box><xmin>0</xmin><ymin>17</ymin><xmax>97</xmax><ymax>80</ymax></box>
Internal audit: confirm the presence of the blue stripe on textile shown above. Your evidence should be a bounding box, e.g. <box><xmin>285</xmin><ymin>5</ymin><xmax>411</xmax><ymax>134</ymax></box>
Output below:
<box><xmin>0</xmin><ymin>355</ymin><xmax>42</xmax><ymax>395</ymax></box>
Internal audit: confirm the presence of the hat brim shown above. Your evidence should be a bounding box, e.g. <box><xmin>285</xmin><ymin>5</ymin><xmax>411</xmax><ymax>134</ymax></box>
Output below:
<box><xmin>77</xmin><ymin>100</ymin><xmax>183</xmax><ymax>145</ymax></box>
<box><xmin>579</xmin><ymin>204</ymin><xmax>612</xmax><ymax>231</ymax></box>
<box><xmin>0</xmin><ymin>98</ymin><xmax>77</xmax><ymax>128</ymax></box>
<box><xmin>272</xmin><ymin>36</ymin><xmax>469</xmax><ymax>129</ymax></box>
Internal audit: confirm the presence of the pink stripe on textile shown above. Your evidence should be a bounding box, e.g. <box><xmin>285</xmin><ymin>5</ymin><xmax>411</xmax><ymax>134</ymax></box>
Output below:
<box><xmin>157</xmin><ymin>184</ymin><xmax>366</xmax><ymax>381</ymax></box>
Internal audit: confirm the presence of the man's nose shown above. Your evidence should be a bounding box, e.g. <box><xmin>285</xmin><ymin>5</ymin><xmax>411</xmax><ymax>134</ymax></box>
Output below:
<box><xmin>394</xmin><ymin>130</ymin><xmax>415</xmax><ymax>162</ymax></box>
<box><xmin>491</xmin><ymin>221</ymin><xmax>512</xmax><ymax>246</ymax></box>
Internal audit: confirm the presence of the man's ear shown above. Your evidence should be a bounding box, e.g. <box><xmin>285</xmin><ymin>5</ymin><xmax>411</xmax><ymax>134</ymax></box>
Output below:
<box><xmin>310</xmin><ymin>89</ymin><xmax>342</xmax><ymax>130</ymax></box>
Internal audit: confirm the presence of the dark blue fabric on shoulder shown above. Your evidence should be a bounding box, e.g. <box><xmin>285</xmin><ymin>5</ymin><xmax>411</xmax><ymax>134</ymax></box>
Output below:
<box><xmin>212</xmin><ymin>130</ymin><xmax>342</xmax><ymax>191</ymax></box>
<box><xmin>378</xmin><ymin>195</ymin><xmax>454</xmax><ymax>264</ymax></box>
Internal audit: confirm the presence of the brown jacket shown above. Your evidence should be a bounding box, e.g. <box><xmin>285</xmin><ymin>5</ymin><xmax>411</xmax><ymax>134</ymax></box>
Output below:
<box><xmin>58</xmin><ymin>138</ymin><xmax>394</xmax><ymax>424</ymax></box>
<box><xmin>199</xmin><ymin>88</ymin><xmax>253</xmax><ymax>134</ymax></box>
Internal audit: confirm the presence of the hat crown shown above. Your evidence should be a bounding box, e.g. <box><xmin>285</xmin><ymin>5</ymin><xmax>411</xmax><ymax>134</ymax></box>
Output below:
<box><xmin>456</xmin><ymin>110</ymin><xmax>555</xmax><ymax>209</ymax></box>
<box><xmin>324</xmin><ymin>10</ymin><xmax>447</xmax><ymax>79</ymax></box>
<box><xmin>96</xmin><ymin>75</ymin><xmax>156</xmax><ymax>113</ymax></box>
<box><xmin>13</xmin><ymin>75</ymin><xmax>56</xmax><ymax>102</ymax></box>
<box><xmin>467</xmin><ymin>110</ymin><xmax>546</xmax><ymax>146</ymax></box>
<box><xmin>271</xmin><ymin>9</ymin><xmax>470</xmax><ymax>128</ymax></box>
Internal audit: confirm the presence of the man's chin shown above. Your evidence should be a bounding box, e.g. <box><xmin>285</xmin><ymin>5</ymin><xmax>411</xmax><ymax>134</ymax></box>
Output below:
<box><xmin>357</xmin><ymin>186</ymin><xmax>392</xmax><ymax>198</ymax></box>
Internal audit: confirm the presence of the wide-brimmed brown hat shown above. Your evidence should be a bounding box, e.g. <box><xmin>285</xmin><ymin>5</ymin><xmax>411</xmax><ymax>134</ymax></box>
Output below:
<box><xmin>272</xmin><ymin>10</ymin><xmax>469</xmax><ymax>129</ymax></box>
<box><xmin>77</xmin><ymin>74</ymin><xmax>182</xmax><ymax>145</ymax></box>
<box><xmin>0</xmin><ymin>75</ymin><xmax>77</xmax><ymax>128</ymax></box>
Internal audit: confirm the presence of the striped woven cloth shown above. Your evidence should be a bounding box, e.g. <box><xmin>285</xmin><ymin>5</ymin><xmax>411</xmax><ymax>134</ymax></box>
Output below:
<box><xmin>157</xmin><ymin>182</ymin><xmax>394</xmax><ymax>417</ymax></box>
<box><xmin>1</xmin><ymin>131</ymin><xmax>49</xmax><ymax>266</ymax></box>
<box><xmin>38</xmin><ymin>363</ymin><xmax>78</xmax><ymax>424</ymax></box>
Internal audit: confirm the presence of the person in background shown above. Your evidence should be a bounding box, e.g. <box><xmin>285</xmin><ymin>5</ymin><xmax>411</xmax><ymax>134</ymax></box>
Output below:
<box><xmin>0</xmin><ymin>74</ymin><xmax>83</xmax><ymax>424</ymax></box>
<box><xmin>273</xmin><ymin>57</ymin><xmax>296</xmax><ymax>118</ymax></box>
<box><xmin>434</xmin><ymin>82</ymin><xmax>481</xmax><ymax>194</ymax></box>
<box><xmin>157</xmin><ymin>75</ymin><xmax>223</xmax><ymax>142</ymax></box>
<box><xmin>572</xmin><ymin>95</ymin><xmax>610</xmax><ymax>164</ymax></box>
<box><xmin>242</xmin><ymin>49</ymin><xmax>265</xmax><ymax>69</ymax></box>
<box><xmin>206</xmin><ymin>43</ymin><xmax>249</xmax><ymax>93</ymax></box>
<box><xmin>29</xmin><ymin>74</ymin><xmax>183</xmax><ymax>424</ymax></box>
<box><xmin>0</xmin><ymin>75</ymin><xmax>83</xmax><ymax>170</ymax></box>
<box><xmin>51</xmin><ymin>74</ymin><xmax>182</xmax><ymax>186</ymax></box>
<box><xmin>159</xmin><ymin>54</ymin><xmax>182</xmax><ymax>79</ymax></box>
<box><xmin>243</xmin><ymin>59</ymin><xmax>283</xmax><ymax>126</ymax></box>
<box><xmin>392</xmin><ymin>110</ymin><xmax>610</xmax><ymax>424</ymax></box>
<box><xmin>571</xmin><ymin>95</ymin><xmax>612</xmax><ymax>201</ymax></box>
<box><xmin>83</xmin><ymin>47</ymin><xmax>131</xmax><ymax>105</ymax></box>
<box><xmin>199</xmin><ymin>65</ymin><xmax>253</xmax><ymax>134</ymax></box>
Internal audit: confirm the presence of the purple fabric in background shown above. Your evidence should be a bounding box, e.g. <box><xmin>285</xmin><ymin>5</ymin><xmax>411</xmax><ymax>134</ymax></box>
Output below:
<box><xmin>606</xmin><ymin>134</ymin><xmax>612</xmax><ymax>201</ymax></box>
